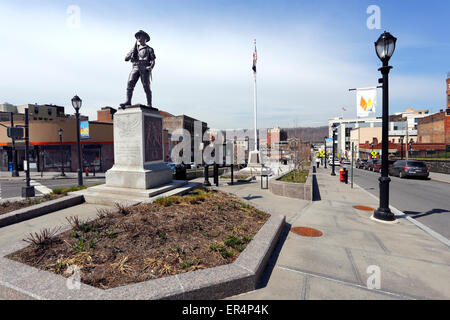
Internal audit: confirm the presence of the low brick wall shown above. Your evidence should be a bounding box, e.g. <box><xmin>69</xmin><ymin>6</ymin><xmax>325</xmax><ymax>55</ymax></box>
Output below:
<box><xmin>420</xmin><ymin>160</ymin><xmax>450</xmax><ymax>174</ymax></box>
<box><xmin>269</xmin><ymin>166</ymin><xmax>313</xmax><ymax>200</ymax></box>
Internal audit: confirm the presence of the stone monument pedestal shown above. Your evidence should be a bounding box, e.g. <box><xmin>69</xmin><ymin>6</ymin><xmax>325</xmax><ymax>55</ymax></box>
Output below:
<box><xmin>239</xmin><ymin>150</ymin><xmax>264</xmax><ymax>176</ymax></box>
<box><xmin>105</xmin><ymin>105</ymin><xmax>172</xmax><ymax>189</ymax></box>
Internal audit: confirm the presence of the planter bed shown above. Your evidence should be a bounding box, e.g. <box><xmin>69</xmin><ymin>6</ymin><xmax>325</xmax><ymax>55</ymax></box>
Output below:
<box><xmin>6</xmin><ymin>188</ymin><xmax>271</xmax><ymax>290</ymax></box>
<box><xmin>269</xmin><ymin>167</ymin><xmax>313</xmax><ymax>200</ymax></box>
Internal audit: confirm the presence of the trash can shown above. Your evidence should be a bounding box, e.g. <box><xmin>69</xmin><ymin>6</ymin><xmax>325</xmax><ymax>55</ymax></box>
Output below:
<box><xmin>343</xmin><ymin>168</ymin><xmax>348</xmax><ymax>184</ymax></box>
<box><xmin>175</xmin><ymin>164</ymin><xmax>187</xmax><ymax>180</ymax></box>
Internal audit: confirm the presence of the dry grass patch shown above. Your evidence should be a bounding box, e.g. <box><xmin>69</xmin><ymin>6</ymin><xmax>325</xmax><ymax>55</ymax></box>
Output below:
<box><xmin>7</xmin><ymin>188</ymin><xmax>270</xmax><ymax>289</ymax></box>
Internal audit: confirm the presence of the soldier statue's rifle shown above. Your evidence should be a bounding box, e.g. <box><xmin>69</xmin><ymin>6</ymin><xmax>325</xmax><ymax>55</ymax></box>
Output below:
<box><xmin>131</xmin><ymin>40</ymin><xmax>138</xmax><ymax>62</ymax></box>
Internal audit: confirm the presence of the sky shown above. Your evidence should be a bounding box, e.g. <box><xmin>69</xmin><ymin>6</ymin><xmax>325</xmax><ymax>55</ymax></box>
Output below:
<box><xmin>0</xmin><ymin>0</ymin><xmax>449</xmax><ymax>130</ymax></box>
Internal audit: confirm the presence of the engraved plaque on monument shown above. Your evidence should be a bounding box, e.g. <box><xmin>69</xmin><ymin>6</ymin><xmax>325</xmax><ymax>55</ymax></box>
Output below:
<box><xmin>105</xmin><ymin>105</ymin><xmax>172</xmax><ymax>189</ymax></box>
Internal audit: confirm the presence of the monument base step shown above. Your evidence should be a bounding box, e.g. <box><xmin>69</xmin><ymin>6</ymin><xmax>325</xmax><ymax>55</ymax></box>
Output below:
<box><xmin>72</xmin><ymin>180</ymin><xmax>201</xmax><ymax>206</ymax></box>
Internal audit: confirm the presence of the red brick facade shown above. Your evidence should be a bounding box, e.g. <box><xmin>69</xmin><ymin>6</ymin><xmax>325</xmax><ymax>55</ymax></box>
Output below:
<box><xmin>417</xmin><ymin>111</ymin><xmax>445</xmax><ymax>144</ymax></box>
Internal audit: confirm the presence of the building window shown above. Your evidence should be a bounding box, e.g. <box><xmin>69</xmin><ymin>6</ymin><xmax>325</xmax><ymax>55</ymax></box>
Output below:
<box><xmin>34</xmin><ymin>106</ymin><xmax>39</xmax><ymax>114</ymax></box>
<box><xmin>48</xmin><ymin>108</ymin><xmax>52</xmax><ymax>115</ymax></box>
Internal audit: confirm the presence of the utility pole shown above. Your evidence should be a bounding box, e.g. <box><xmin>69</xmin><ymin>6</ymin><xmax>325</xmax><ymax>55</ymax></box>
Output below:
<box><xmin>351</xmin><ymin>142</ymin><xmax>354</xmax><ymax>188</ymax></box>
<box><xmin>10</xmin><ymin>112</ymin><xmax>19</xmax><ymax>177</ymax></box>
<box><xmin>22</xmin><ymin>108</ymin><xmax>35</xmax><ymax>198</ymax></box>
<box><xmin>406</xmin><ymin>121</ymin><xmax>409</xmax><ymax>161</ymax></box>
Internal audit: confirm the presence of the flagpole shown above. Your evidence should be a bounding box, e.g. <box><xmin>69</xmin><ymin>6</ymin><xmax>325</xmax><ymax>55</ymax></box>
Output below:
<box><xmin>253</xmin><ymin>39</ymin><xmax>258</xmax><ymax>152</ymax></box>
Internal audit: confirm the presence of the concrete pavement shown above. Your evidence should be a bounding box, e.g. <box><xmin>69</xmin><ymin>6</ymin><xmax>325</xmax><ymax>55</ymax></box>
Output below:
<box><xmin>226</xmin><ymin>165</ymin><xmax>450</xmax><ymax>299</ymax></box>
<box><xmin>429</xmin><ymin>172</ymin><xmax>450</xmax><ymax>184</ymax></box>
<box><xmin>1</xmin><ymin>167</ymin><xmax>449</xmax><ymax>300</ymax></box>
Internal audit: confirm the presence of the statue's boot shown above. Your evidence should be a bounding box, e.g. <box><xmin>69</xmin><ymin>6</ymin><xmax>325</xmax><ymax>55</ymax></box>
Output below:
<box><xmin>145</xmin><ymin>89</ymin><xmax>152</xmax><ymax>108</ymax></box>
<box><xmin>120</xmin><ymin>89</ymin><xmax>133</xmax><ymax>108</ymax></box>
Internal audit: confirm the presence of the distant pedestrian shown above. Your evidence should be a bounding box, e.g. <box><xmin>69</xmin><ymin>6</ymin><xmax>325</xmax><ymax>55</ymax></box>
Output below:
<box><xmin>316</xmin><ymin>157</ymin><xmax>320</xmax><ymax>168</ymax></box>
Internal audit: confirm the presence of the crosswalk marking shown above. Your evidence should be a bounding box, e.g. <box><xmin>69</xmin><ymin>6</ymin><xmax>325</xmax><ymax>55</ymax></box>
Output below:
<box><xmin>30</xmin><ymin>180</ymin><xmax>53</xmax><ymax>195</ymax></box>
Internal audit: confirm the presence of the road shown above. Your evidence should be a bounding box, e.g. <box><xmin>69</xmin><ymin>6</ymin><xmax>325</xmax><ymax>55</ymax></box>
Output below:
<box><xmin>347</xmin><ymin>166</ymin><xmax>450</xmax><ymax>239</ymax></box>
<box><xmin>0</xmin><ymin>177</ymin><xmax>105</xmax><ymax>200</ymax></box>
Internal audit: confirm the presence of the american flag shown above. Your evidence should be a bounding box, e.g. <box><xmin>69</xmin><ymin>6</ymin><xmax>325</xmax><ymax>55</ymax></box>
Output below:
<box><xmin>252</xmin><ymin>40</ymin><xmax>257</xmax><ymax>73</ymax></box>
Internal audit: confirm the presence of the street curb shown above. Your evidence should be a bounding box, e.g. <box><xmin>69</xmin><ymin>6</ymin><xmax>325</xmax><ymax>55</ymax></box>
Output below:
<box><xmin>353</xmin><ymin>182</ymin><xmax>450</xmax><ymax>248</ymax></box>
<box><xmin>0</xmin><ymin>204</ymin><xmax>285</xmax><ymax>300</ymax></box>
<box><xmin>0</xmin><ymin>195</ymin><xmax>85</xmax><ymax>228</ymax></box>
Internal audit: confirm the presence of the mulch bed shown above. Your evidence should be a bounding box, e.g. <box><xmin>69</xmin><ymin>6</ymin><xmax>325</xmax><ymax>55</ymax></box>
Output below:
<box><xmin>6</xmin><ymin>189</ymin><xmax>270</xmax><ymax>290</ymax></box>
<box><xmin>0</xmin><ymin>194</ymin><xmax>66</xmax><ymax>216</ymax></box>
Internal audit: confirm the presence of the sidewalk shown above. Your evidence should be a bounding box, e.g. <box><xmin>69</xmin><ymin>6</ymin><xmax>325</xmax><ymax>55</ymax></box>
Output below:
<box><xmin>429</xmin><ymin>171</ymin><xmax>450</xmax><ymax>184</ymax></box>
<box><xmin>0</xmin><ymin>171</ymin><xmax>105</xmax><ymax>181</ymax></box>
<box><xmin>224</xmin><ymin>165</ymin><xmax>450</xmax><ymax>300</ymax></box>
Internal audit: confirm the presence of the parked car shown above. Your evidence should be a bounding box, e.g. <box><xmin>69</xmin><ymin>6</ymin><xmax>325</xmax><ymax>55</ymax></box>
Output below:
<box><xmin>189</xmin><ymin>162</ymin><xmax>201</xmax><ymax>169</ymax></box>
<box><xmin>373</xmin><ymin>160</ymin><xmax>396</xmax><ymax>173</ymax></box>
<box><xmin>341</xmin><ymin>158</ymin><xmax>351</xmax><ymax>165</ymax></box>
<box><xmin>166</xmin><ymin>163</ymin><xmax>176</xmax><ymax>172</ymax></box>
<box><xmin>363</xmin><ymin>159</ymin><xmax>376</xmax><ymax>171</ymax></box>
<box><xmin>356</xmin><ymin>159</ymin><xmax>367</xmax><ymax>169</ymax></box>
<box><xmin>389</xmin><ymin>160</ymin><xmax>429</xmax><ymax>179</ymax></box>
<box><xmin>328</xmin><ymin>158</ymin><xmax>340</xmax><ymax>166</ymax></box>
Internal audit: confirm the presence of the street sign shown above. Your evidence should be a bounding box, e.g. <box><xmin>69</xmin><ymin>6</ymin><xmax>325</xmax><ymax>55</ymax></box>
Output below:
<box><xmin>7</xmin><ymin>127</ymin><xmax>24</xmax><ymax>139</ymax></box>
<box><xmin>371</xmin><ymin>151</ymin><xmax>378</xmax><ymax>159</ymax></box>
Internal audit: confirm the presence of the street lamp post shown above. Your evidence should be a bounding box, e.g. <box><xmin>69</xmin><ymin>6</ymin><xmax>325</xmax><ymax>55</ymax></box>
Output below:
<box><xmin>71</xmin><ymin>95</ymin><xmax>83</xmax><ymax>187</ymax></box>
<box><xmin>373</xmin><ymin>31</ymin><xmax>397</xmax><ymax>222</ymax></box>
<box><xmin>331</xmin><ymin>125</ymin><xmax>337</xmax><ymax>176</ymax></box>
<box><xmin>58</xmin><ymin>128</ymin><xmax>66</xmax><ymax>177</ymax></box>
<box><xmin>324</xmin><ymin>137</ymin><xmax>327</xmax><ymax>169</ymax></box>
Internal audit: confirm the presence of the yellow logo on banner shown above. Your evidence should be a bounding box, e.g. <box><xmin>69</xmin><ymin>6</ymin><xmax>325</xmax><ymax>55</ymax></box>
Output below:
<box><xmin>320</xmin><ymin>150</ymin><xmax>325</xmax><ymax>157</ymax></box>
<box><xmin>360</xmin><ymin>97</ymin><xmax>374</xmax><ymax>112</ymax></box>
<box><xmin>371</xmin><ymin>151</ymin><xmax>378</xmax><ymax>159</ymax></box>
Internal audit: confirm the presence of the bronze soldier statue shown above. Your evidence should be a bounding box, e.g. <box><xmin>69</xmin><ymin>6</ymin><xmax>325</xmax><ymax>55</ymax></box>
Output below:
<box><xmin>120</xmin><ymin>30</ymin><xmax>155</xmax><ymax>108</ymax></box>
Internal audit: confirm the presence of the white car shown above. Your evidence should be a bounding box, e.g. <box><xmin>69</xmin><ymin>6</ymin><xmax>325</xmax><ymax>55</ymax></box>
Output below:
<box><xmin>328</xmin><ymin>159</ymin><xmax>340</xmax><ymax>166</ymax></box>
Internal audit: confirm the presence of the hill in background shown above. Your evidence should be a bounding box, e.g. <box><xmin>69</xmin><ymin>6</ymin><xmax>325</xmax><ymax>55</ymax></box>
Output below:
<box><xmin>283</xmin><ymin>126</ymin><xmax>328</xmax><ymax>143</ymax></box>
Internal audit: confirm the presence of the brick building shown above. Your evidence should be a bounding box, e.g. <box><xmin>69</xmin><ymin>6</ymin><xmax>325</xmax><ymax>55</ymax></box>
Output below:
<box><xmin>161</xmin><ymin>114</ymin><xmax>208</xmax><ymax>162</ymax></box>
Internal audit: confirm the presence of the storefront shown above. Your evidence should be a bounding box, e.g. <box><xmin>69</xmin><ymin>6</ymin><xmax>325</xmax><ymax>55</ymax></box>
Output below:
<box><xmin>0</xmin><ymin>118</ymin><xmax>113</xmax><ymax>173</ymax></box>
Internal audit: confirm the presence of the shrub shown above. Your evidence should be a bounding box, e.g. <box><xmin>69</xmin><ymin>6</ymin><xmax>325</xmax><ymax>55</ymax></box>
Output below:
<box><xmin>23</xmin><ymin>227</ymin><xmax>60</xmax><ymax>247</ymax></box>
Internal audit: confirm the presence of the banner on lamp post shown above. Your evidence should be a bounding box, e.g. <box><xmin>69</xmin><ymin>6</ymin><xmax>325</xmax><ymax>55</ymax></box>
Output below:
<box><xmin>356</xmin><ymin>87</ymin><xmax>377</xmax><ymax>117</ymax></box>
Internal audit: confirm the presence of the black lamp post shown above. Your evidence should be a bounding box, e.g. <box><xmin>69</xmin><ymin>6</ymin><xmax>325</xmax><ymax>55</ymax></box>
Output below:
<box><xmin>71</xmin><ymin>95</ymin><xmax>83</xmax><ymax>187</ymax></box>
<box><xmin>331</xmin><ymin>125</ymin><xmax>337</xmax><ymax>176</ymax></box>
<box><xmin>373</xmin><ymin>31</ymin><xmax>397</xmax><ymax>222</ymax></box>
<box><xmin>58</xmin><ymin>128</ymin><xmax>66</xmax><ymax>177</ymax></box>
<box><xmin>324</xmin><ymin>136</ymin><xmax>327</xmax><ymax>169</ymax></box>
<box><xmin>399</xmin><ymin>136</ymin><xmax>404</xmax><ymax>160</ymax></box>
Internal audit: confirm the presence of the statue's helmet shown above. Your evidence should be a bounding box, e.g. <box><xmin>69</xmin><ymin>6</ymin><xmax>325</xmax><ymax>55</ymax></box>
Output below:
<box><xmin>135</xmin><ymin>30</ymin><xmax>150</xmax><ymax>42</ymax></box>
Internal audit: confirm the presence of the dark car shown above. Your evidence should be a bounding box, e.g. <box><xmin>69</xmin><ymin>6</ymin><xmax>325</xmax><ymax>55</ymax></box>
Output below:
<box><xmin>388</xmin><ymin>160</ymin><xmax>429</xmax><ymax>179</ymax></box>
<box><xmin>364</xmin><ymin>159</ymin><xmax>376</xmax><ymax>171</ymax></box>
<box><xmin>373</xmin><ymin>160</ymin><xmax>396</xmax><ymax>173</ymax></box>
<box><xmin>356</xmin><ymin>159</ymin><xmax>367</xmax><ymax>169</ymax></box>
